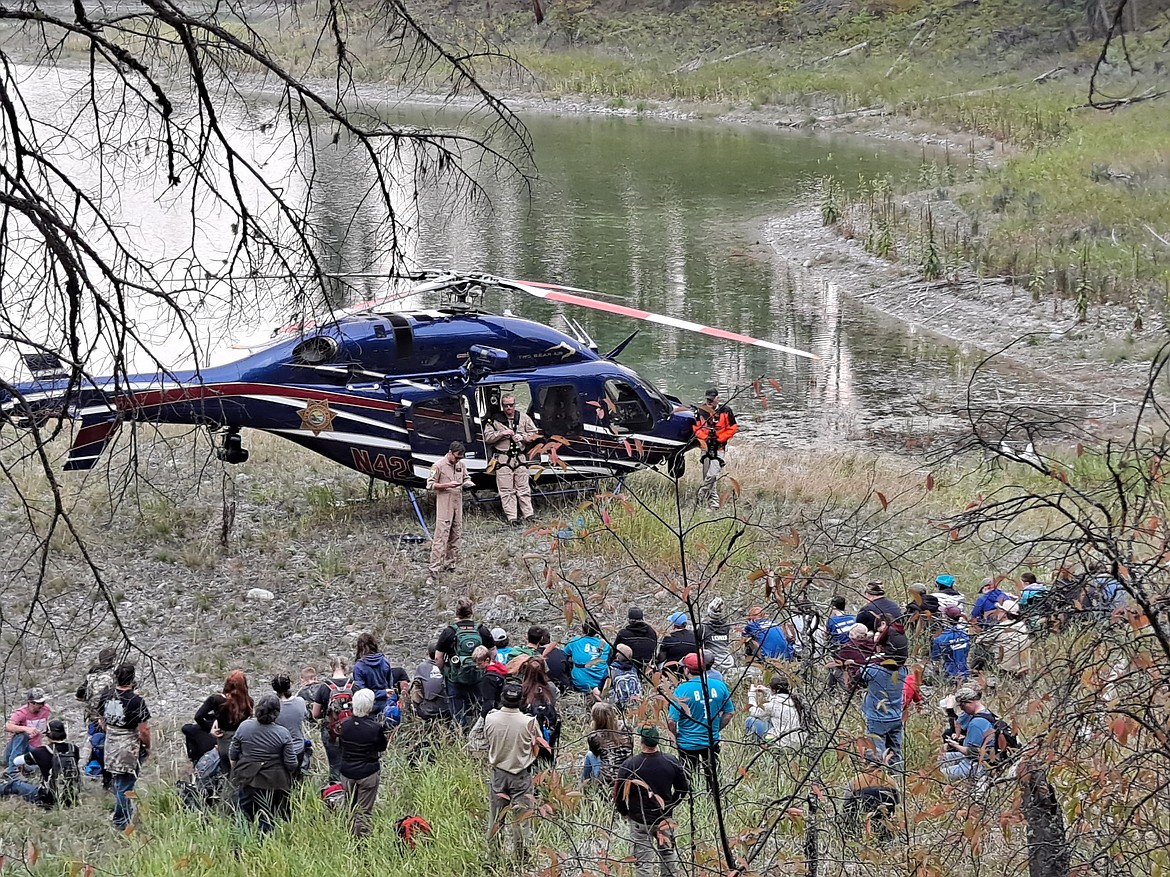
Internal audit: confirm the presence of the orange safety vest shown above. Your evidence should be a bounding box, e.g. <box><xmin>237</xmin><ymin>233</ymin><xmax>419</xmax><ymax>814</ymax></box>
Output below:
<box><xmin>693</xmin><ymin>406</ymin><xmax>739</xmax><ymax>449</ymax></box>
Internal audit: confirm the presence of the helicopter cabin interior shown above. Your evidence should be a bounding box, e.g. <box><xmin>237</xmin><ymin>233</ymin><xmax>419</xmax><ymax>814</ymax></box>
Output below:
<box><xmin>406</xmin><ymin>376</ymin><xmax>659</xmax><ymax>463</ymax></box>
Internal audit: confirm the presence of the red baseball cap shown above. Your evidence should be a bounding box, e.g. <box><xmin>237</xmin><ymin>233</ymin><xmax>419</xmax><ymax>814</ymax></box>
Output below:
<box><xmin>682</xmin><ymin>652</ymin><xmax>701</xmax><ymax>671</ymax></box>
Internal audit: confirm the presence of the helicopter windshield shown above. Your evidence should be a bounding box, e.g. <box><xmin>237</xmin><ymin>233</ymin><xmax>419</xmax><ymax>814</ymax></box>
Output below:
<box><xmin>627</xmin><ymin>370</ymin><xmax>673</xmax><ymax>419</ymax></box>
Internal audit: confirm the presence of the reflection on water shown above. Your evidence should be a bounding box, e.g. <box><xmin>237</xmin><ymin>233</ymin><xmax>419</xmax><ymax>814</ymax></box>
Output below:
<box><xmin>2</xmin><ymin>72</ymin><xmax>1022</xmax><ymax>447</ymax></box>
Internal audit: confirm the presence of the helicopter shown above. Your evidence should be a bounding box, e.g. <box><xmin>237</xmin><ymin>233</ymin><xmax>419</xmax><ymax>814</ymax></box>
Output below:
<box><xmin>0</xmin><ymin>270</ymin><xmax>818</xmax><ymax>528</ymax></box>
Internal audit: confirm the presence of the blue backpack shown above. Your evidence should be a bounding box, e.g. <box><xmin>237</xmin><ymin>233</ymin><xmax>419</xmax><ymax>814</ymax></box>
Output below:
<box><xmin>611</xmin><ymin>666</ymin><xmax>643</xmax><ymax>708</ymax></box>
<box><xmin>383</xmin><ymin>693</ymin><xmax>402</xmax><ymax>727</ymax></box>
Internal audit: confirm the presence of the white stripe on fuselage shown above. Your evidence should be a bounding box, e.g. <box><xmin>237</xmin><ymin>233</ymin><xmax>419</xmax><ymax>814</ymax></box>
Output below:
<box><xmin>267</xmin><ymin>429</ymin><xmax>412</xmax><ymax>452</ymax></box>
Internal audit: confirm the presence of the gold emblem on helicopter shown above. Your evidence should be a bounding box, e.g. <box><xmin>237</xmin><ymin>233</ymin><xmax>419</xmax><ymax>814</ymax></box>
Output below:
<box><xmin>298</xmin><ymin>399</ymin><xmax>336</xmax><ymax>436</ymax></box>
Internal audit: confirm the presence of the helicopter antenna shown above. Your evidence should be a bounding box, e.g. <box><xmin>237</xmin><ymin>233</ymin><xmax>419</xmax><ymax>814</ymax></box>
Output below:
<box><xmin>563</xmin><ymin>316</ymin><xmax>597</xmax><ymax>351</ymax></box>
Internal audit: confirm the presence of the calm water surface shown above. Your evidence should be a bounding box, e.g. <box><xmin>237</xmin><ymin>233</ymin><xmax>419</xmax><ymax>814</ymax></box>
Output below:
<box><xmin>7</xmin><ymin>70</ymin><xmax>1028</xmax><ymax>448</ymax></box>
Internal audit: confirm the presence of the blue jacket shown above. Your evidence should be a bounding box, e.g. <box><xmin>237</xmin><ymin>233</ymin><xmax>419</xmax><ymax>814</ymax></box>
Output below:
<box><xmin>930</xmin><ymin>627</ymin><xmax>970</xmax><ymax>679</ymax></box>
<box><xmin>859</xmin><ymin>665</ymin><xmax>903</xmax><ymax>725</ymax></box>
<box><xmin>353</xmin><ymin>654</ymin><xmax>391</xmax><ymax>704</ymax></box>
<box><xmin>743</xmin><ymin>620</ymin><xmax>794</xmax><ymax>660</ymax></box>
<box><xmin>826</xmin><ymin>614</ymin><xmax>856</xmax><ymax>648</ymax></box>
<box><xmin>971</xmin><ymin>588</ymin><xmax>1013</xmax><ymax>627</ymax></box>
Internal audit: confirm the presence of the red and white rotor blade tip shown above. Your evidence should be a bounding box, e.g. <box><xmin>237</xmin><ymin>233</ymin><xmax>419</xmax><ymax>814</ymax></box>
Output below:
<box><xmin>507</xmin><ymin>279</ymin><xmax>821</xmax><ymax>361</ymax></box>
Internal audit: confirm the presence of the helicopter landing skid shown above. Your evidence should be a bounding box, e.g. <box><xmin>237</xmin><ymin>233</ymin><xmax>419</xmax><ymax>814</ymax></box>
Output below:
<box><xmin>469</xmin><ymin>475</ymin><xmax>628</xmax><ymax>507</ymax></box>
<box><xmin>404</xmin><ymin>487</ymin><xmax>431</xmax><ymax>537</ymax></box>
<box><xmin>404</xmin><ymin>477</ymin><xmax>627</xmax><ymax>537</ymax></box>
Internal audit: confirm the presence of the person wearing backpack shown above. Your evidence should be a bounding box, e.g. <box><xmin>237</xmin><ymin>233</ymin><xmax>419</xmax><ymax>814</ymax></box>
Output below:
<box><xmin>75</xmin><ymin>646</ymin><xmax>117</xmax><ymax>782</ymax></box>
<box><xmin>310</xmin><ymin>657</ymin><xmax>353</xmax><ymax>782</ymax></box>
<box><xmin>608</xmin><ymin>645</ymin><xmax>644</xmax><ymax>711</ymax></box>
<box><xmin>518</xmin><ymin>656</ymin><xmax>560</xmax><ymax>767</ymax></box>
<box><xmin>411</xmin><ymin>647</ymin><xmax>451</xmax><ymax>721</ymax></box>
<box><xmin>435</xmin><ymin>599</ymin><xmax>495</xmax><ymax>730</ymax></box>
<box><xmin>939</xmin><ymin>687</ymin><xmax>1018</xmax><ymax>780</ymax></box>
<box><xmin>1</xmin><ymin>719</ymin><xmax>80</xmax><ymax>809</ymax></box>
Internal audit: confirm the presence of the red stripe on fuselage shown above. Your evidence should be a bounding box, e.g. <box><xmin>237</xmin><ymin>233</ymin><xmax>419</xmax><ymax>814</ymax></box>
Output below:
<box><xmin>71</xmin><ymin>419</ymin><xmax>120</xmax><ymax>452</ymax></box>
<box><xmin>115</xmin><ymin>382</ymin><xmax>401</xmax><ymax>413</ymax></box>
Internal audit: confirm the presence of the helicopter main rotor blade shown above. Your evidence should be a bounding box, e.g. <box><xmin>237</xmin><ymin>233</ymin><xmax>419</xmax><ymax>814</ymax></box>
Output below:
<box><xmin>501</xmin><ymin>278</ymin><xmax>822</xmax><ymax>361</ymax></box>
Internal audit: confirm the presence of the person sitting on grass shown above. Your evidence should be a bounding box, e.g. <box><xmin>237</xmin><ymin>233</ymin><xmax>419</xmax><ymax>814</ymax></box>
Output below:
<box><xmin>0</xmin><ymin>719</ymin><xmax>80</xmax><ymax>809</ymax></box>
<box><xmin>841</xmin><ymin>752</ymin><xmax>899</xmax><ymax>843</ymax></box>
<box><xmin>745</xmin><ymin>678</ymin><xmax>805</xmax><ymax>748</ymax></box>
<box><xmin>564</xmin><ymin>620</ymin><xmax>611</xmax><ymax>703</ymax></box>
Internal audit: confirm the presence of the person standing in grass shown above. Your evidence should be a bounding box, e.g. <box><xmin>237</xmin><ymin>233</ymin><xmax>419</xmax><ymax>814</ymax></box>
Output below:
<box><xmin>667</xmin><ymin>652</ymin><xmax>734</xmax><ymax>791</ymax></box>
<box><xmin>230</xmin><ymin>694</ymin><xmax>299</xmax><ymax>834</ymax></box>
<box><xmin>483</xmin><ymin>678</ymin><xmax>542</xmax><ymax>860</ymax></box>
<box><xmin>435</xmin><ymin>598</ymin><xmax>495</xmax><ymax>730</ymax></box>
<box><xmin>854</xmin><ymin>661</ymin><xmax>904</xmax><ymax>769</ymax></box>
<box><xmin>309</xmin><ymin>657</ymin><xmax>351</xmax><ymax>781</ymax></box>
<box><xmin>614</xmin><ymin>726</ymin><xmax>689</xmax><ymax>877</ymax></box>
<box><xmin>337</xmin><ymin>688</ymin><xmax>389</xmax><ymax>838</ymax></box>
<box><xmin>100</xmin><ymin>664</ymin><xmax>151</xmax><ymax>831</ymax></box>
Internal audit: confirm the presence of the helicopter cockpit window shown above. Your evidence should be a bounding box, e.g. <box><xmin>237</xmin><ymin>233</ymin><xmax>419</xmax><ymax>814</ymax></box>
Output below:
<box><xmin>412</xmin><ymin>395</ymin><xmax>472</xmax><ymax>444</ymax></box>
<box><xmin>536</xmin><ymin>385</ymin><xmax>582</xmax><ymax>436</ymax></box>
<box><xmin>603</xmin><ymin>380</ymin><xmax>653</xmax><ymax>432</ymax></box>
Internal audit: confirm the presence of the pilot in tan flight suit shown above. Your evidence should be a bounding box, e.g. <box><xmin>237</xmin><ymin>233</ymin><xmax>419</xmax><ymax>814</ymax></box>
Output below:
<box><xmin>482</xmin><ymin>395</ymin><xmax>541</xmax><ymax>525</ymax></box>
<box><xmin>427</xmin><ymin>441</ymin><xmax>474</xmax><ymax>585</ymax></box>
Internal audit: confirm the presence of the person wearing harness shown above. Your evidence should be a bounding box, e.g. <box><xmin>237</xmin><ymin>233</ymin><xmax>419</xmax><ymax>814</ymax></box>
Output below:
<box><xmin>483</xmin><ymin>395</ymin><xmax>541</xmax><ymax>526</ymax></box>
<box><xmin>693</xmin><ymin>388</ymin><xmax>738</xmax><ymax>511</ymax></box>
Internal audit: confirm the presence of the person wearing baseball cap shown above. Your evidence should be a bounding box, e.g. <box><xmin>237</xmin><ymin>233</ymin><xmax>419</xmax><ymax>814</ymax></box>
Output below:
<box><xmin>2</xmin><ymin>719</ymin><xmax>82</xmax><ymax>809</ymax></box>
<box><xmin>693</xmin><ymin>388</ymin><xmax>738</xmax><ymax>511</ymax></box>
<box><xmin>657</xmin><ymin>612</ymin><xmax>698</xmax><ymax>671</ymax></box>
<box><xmin>939</xmin><ymin>686</ymin><xmax>1009</xmax><ymax>781</ymax></box>
<box><xmin>491</xmin><ymin>628</ymin><xmax>512</xmax><ymax>663</ymax></box>
<box><xmin>613</xmin><ymin>725</ymin><xmax>689</xmax><ymax>877</ymax></box>
<box><xmin>971</xmin><ymin>576</ymin><xmax>1017</xmax><ymax>629</ymax></box>
<box><xmin>667</xmin><ymin>650</ymin><xmax>734</xmax><ymax>790</ymax></box>
<box><xmin>4</xmin><ymin>687</ymin><xmax>52</xmax><ymax>778</ymax></box>
<box><xmin>932</xmin><ymin>574</ymin><xmax>966</xmax><ymax>612</ymax></box>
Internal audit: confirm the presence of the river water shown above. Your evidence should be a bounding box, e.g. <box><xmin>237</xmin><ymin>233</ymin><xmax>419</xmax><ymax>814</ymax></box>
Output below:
<box><xmin>3</xmin><ymin>66</ymin><xmax>1020</xmax><ymax>448</ymax></box>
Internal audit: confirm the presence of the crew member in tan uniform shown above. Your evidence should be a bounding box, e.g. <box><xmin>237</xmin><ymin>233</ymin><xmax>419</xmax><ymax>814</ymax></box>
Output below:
<box><xmin>426</xmin><ymin>441</ymin><xmax>474</xmax><ymax>586</ymax></box>
<box><xmin>483</xmin><ymin>396</ymin><xmax>541</xmax><ymax>525</ymax></box>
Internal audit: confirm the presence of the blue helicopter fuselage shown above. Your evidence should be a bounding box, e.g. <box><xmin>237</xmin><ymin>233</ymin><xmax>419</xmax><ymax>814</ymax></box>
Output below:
<box><xmin>3</xmin><ymin>309</ymin><xmax>696</xmax><ymax>484</ymax></box>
